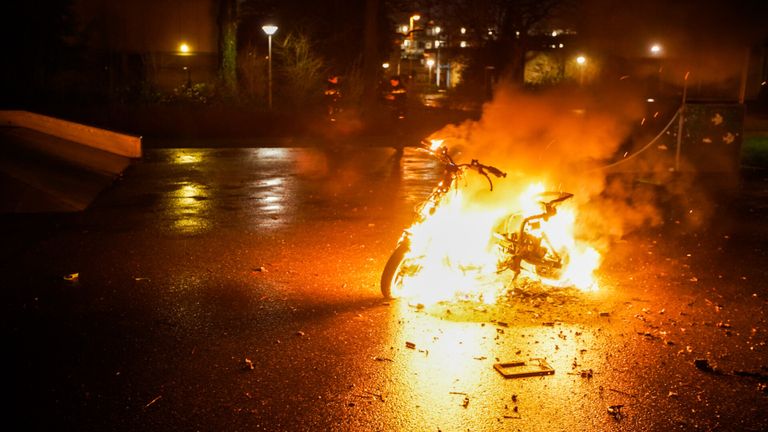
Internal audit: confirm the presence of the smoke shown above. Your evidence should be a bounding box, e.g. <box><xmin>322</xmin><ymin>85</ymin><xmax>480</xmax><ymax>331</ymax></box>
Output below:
<box><xmin>427</xmin><ymin>78</ymin><xmax>697</xmax><ymax>248</ymax></box>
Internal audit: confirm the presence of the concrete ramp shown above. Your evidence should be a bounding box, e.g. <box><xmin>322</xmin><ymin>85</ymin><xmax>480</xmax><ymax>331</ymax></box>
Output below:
<box><xmin>0</xmin><ymin>111</ymin><xmax>141</xmax><ymax>213</ymax></box>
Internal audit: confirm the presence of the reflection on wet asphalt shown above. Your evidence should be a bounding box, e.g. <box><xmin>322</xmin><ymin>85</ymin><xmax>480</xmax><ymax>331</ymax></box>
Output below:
<box><xmin>102</xmin><ymin>147</ymin><xmax>440</xmax><ymax>235</ymax></box>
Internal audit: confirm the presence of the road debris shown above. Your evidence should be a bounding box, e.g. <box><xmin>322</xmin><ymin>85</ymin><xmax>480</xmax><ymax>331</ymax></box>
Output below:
<box><xmin>144</xmin><ymin>395</ymin><xmax>162</xmax><ymax>409</ymax></box>
<box><xmin>295</xmin><ymin>331</ymin><xmax>306</xmax><ymax>337</ymax></box>
<box><xmin>243</xmin><ymin>358</ymin><xmax>255</xmax><ymax>370</ymax></box>
<box><xmin>253</xmin><ymin>266</ymin><xmax>267</xmax><ymax>273</ymax></box>
<box><xmin>405</xmin><ymin>341</ymin><xmax>416</xmax><ymax>349</ymax></box>
<box><xmin>607</xmin><ymin>404</ymin><xmax>624</xmax><ymax>420</ymax></box>
<box><xmin>694</xmin><ymin>358</ymin><xmax>721</xmax><ymax>374</ymax></box>
<box><xmin>63</xmin><ymin>272</ymin><xmax>79</xmax><ymax>282</ymax></box>
<box><xmin>373</xmin><ymin>356</ymin><xmax>394</xmax><ymax>362</ymax></box>
<box><xmin>461</xmin><ymin>396</ymin><xmax>470</xmax><ymax>408</ymax></box>
<box><xmin>494</xmin><ymin>358</ymin><xmax>554</xmax><ymax>379</ymax></box>
<box><xmin>568</xmin><ymin>369</ymin><xmax>594</xmax><ymax>379</ymax></box>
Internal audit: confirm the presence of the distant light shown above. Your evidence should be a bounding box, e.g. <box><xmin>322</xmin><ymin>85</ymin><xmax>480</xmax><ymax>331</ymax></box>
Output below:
<box><xmin>179</xmin><ymin>43</ymin><xmax>190</xmax><ymax>54</ymax></box>
<box><xmin>262</xmin><ymin>25</ymin><xmax>278</xmax><ymax>36</ymax></box>
<box><xmin>650</xmin><ymin>44</ymin><xmax>662</xmax><ymax>55</ymax></box>
<box><xmin>412</xmin><ymin>14</ymin><xmax>420</xmax><ymax>21</ymax></box>
<box><xmin>382</xmin><ymin>62</ymin><xmax>390</xmax><ymax>69</ymax></box>
<box><xmin>551</xmin><ymin>30</ymin><xmax>558</xmax><ymax>37</ymax></box>
<box><xmin>434</xmin><ymin>26</ymin><xmax>441</xmax><ymax>34</ymax></box>
<box><xmin>559</xmin><ymin>43</ymin><xmax>564</xmax><ymax>48</ymax></box>
<box><xmin>426</xmin><ymin>59</ymin><xmax>435</xmax><ymax>67</ymax></box>
<box><xmin>576</xmin><ymin>55</ymin><xmax>586</xmax><ymax>65</ymax></box>
<box><xmin>647</xmin><ymin>98</ymin><xmax>655</xmax><ymax>103</ymax></box>
<box><xmin>460</xmin><ymin>27</ymin><xmax>466</xmax><ymax>34</ymax></box>
<box><xmin>434</xmin><ymin>40</ymin><xmax>440</xmax><ymax>48</ymax></box>
<box><xmin>401</xmin><ymin>25</ymin><xmax>409</xmax><ymax>33</ymax></box>
<box><xmin>460</xmin><ymin>41</ymin><xmax>467</xmax><ymax>48</ymax></box>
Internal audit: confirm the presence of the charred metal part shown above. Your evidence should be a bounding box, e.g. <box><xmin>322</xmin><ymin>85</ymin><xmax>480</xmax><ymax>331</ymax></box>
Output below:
<box><xmin>494</xmin><ymin>358</ymin><xmax>555</xmax><ymax>378</ymax></box>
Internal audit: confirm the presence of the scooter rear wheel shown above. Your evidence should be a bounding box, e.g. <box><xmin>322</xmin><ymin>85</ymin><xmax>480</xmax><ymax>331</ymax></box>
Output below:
<box><xmin>381</xmin><ymin>242</ymin><xmax>410</xmax><ymax>299</ymax></box>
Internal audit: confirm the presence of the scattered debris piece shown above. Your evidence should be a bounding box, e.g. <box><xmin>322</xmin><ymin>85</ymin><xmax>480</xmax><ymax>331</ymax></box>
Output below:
<box><xmin>63</xmin><ymin>273</ymin><xmax>79</xmax><ymax>282</ymax></box>
<box><xmin>542</xmin><ymin>322</ymin><xmax>555</xmax><ymax>327</ymax></box>
<box><xmin>473</xmin><ymin>356</ymin><xmax>487</xmax><ymax>361</ymax></box>
<box><xmin>144</xmin><ymin>395</ymin><xmax>162</xmax><ymax>409</ymax></box>
<box><xmin>462</xmin><ymin>396</ymin><xmax>470</xmax><ymax>408</ymax></box>
<box><xmin>405</xmin><ymin>341</ymin><xmax>416</xmax><ymax>349</ymax></box>
<box><xmin>668</xmin><ymin>391</ymin><xmax>679</xmax><ymax>398</ymax></box>
<box><xmin>716</xmin><ymin>322</ymin><xmax>732</xmax><ymax>329</ymax></box>
<box><xmin>694</xmin><ymin>359</ymin><xmax>720</xmax><ymax>374</ymax></box>
<box><xmin>607</xmin><ymin>404</ymin><xmax>624</xmax><ymax>420</ymax></box>
<box><xmin>494</xmin><ymin>358</ymin><xmax>555</xmax><ymax>379</ymax></box>
<box><xmin>373</xmin><ymin>356</ymin><xmax>394</xmax><ymax>362</ymax></box>
<box><xmin>599</xmin><ymin>311</ymin><xmax>610</xmax><ymax>317</ymax></box>
<box><xmin>295</xmin><ymin>331</ymin><xmax>306</xmax><ymax>337</ymax></box>
<box><xmin>569</xmin><ymin>369</ymin><xmax>593</xmax><ymax>379</ymax></box>
<box><xmin>497</xmin><ymin>321</ymin><xmax>509</xmax><ymax>327</ymax></box>
<box><xmin>134</xmin><ymin>277</ymin><xmax>151</xmax><ymax>281</ymax></box>
<box><xmin>243</xmin><ymin>358</ymin><xmax>255</xmax><ymax>370</ymax></box>
<box><xmin>503</xmin><ymin>414</ymin><xmax>522</xmax><ymax>419</ymax></box>
<box><xmin>511</xmin><ymin>394</ymin><xmax>518</xmax><ymax>403</ymax></box>
<box><xmin>253</xmin><ymin>266</ymin><xmax>267</xmax><ymax>273</ymax></box>
<box><xmin>449</xmin><ymin>391</ymin><xmax>468</xmax><ymax>395</ymax></box>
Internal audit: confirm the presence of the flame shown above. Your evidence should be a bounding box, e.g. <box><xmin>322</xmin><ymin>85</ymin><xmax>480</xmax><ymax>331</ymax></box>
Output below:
<box><xmin>393</xmin><ymin>179</ymin><xmax>601</xmax><ymax>305</ymax></box>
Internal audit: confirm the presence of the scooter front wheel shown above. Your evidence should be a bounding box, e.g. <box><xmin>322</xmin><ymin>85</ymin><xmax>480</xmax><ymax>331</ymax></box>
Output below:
<box><xmin>381</xmin><ymin>242</ymin><xmax>410</xmax><ymax>299</ymax></box>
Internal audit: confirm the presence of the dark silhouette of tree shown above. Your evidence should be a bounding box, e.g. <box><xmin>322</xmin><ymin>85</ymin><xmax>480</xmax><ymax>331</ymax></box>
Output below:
<box><xmin>218</xmin><ymin>0</ymin><xmax>239</xmax><ymax>98</ymax></box>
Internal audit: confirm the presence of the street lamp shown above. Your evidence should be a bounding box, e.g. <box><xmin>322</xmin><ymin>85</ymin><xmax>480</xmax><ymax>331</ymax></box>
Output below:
<box><xmin>426</xmin><ymin>58</ymin><xmax>435</xmax><ymax>84</ymax></box>
<box><xmin>576</xmin><ymin>55</ymin><xmax>586</xmax><ymax>86</ymax></box>
<box><xmin>408</xmin><ymin>14</ymin><xmax>420</xmax><ymax>80</ymax></box>
<box><xmin>178</xmin><ymin>42</ymin><xmax>192</xmax><ymax>87</ymax></box>
<box><xmin>649</xmin><ymin>43</ymin><xmax>664</xmax><ymax>93</ymax></box>
<box><xmin>262</xmin><ymin>24</ymin><xmax>278</xmax><ymax>109</ymax></box>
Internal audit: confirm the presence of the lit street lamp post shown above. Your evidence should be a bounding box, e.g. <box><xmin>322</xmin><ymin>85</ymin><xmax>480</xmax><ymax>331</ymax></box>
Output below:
<box><xmin>426</xmin><ymin>58</ymin><xmax>435</xmax><ymax>84</ymax></box>
<box><xmin>179</xmin><ymin>42</ymin><xmax>192</xmax><ymax>88</ymax></box>
<box><xmin>650</xmin><ymin>43</ymin><xmax>663</xmax><ymax>94</ymax></box>
<box><xmin>262</xmin><ymin>25</ymin><xmax>278</xmax><ymax>109</ymax></box>
<box><xmin>576</xmin><ymin>55</ymin><xmax>586</xmax><ymax>86</ymax></box>
<box><xmin>408</xmin><ymin>14</ymin><xmax>420</xmax><ymax>80</ymax></box>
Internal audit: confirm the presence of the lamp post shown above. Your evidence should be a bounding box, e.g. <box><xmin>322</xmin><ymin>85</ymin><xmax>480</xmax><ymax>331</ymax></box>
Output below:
<box><xmin>576</xmin><ymin>55</ymin><xmax>586</xmax><ymax>86</ymax></box>
<box><xmin>650</xmin><ymin>43</ymin><xmax>663</xmax><ymax>93</ymax></box>
<box><xmin>408</xmin><ymin>14</ymin><xmax>420</xmax><ymax>80</ymax></box>
<box><xmin>179</xmin><ymin>42</ymin><xmax>192</xmax><ymax>87</ymax></box>
<box><xmin>426</xmin><ymin>58</ymin><xmax>435</xmax><ymax>84</ymax></box>
<box><xmin>262</xmin><ymin>25</ymin><xmax>278</xmax><ymax>109</ymax></box>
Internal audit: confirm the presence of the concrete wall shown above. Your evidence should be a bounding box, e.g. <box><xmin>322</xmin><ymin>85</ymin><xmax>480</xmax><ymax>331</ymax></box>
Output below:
<box><xmin>0</xmin><ymin>111</ymin><xmax>142</xmax><ymax>158</ymax></box>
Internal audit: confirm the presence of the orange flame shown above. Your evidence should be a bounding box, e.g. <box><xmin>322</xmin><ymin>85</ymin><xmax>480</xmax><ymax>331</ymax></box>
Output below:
<box><xmin>394</xmin><ymin>180</ymin><xmax>600</xmax><ymax>305</ymax></box>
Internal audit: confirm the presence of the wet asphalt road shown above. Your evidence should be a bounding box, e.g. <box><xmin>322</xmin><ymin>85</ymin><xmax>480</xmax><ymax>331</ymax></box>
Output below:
<box><xmin>2</xmin><ymin>145</ymin><xmax>767</xmax><ymax>431</ymax></box>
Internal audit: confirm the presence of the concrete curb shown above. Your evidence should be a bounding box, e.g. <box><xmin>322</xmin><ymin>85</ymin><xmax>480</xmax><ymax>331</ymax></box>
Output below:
<box><xmin>0</xmin><ymin>110</ymin><xmax>142</xmax><ymax>158</ymax></box>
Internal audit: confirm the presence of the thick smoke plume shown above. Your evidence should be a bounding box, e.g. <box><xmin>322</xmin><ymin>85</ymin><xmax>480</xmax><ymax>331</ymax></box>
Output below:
<box><xmin>428</xmin><ymin>79</ymin><xmax>692</xmax><ymax>249</ymax></box>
